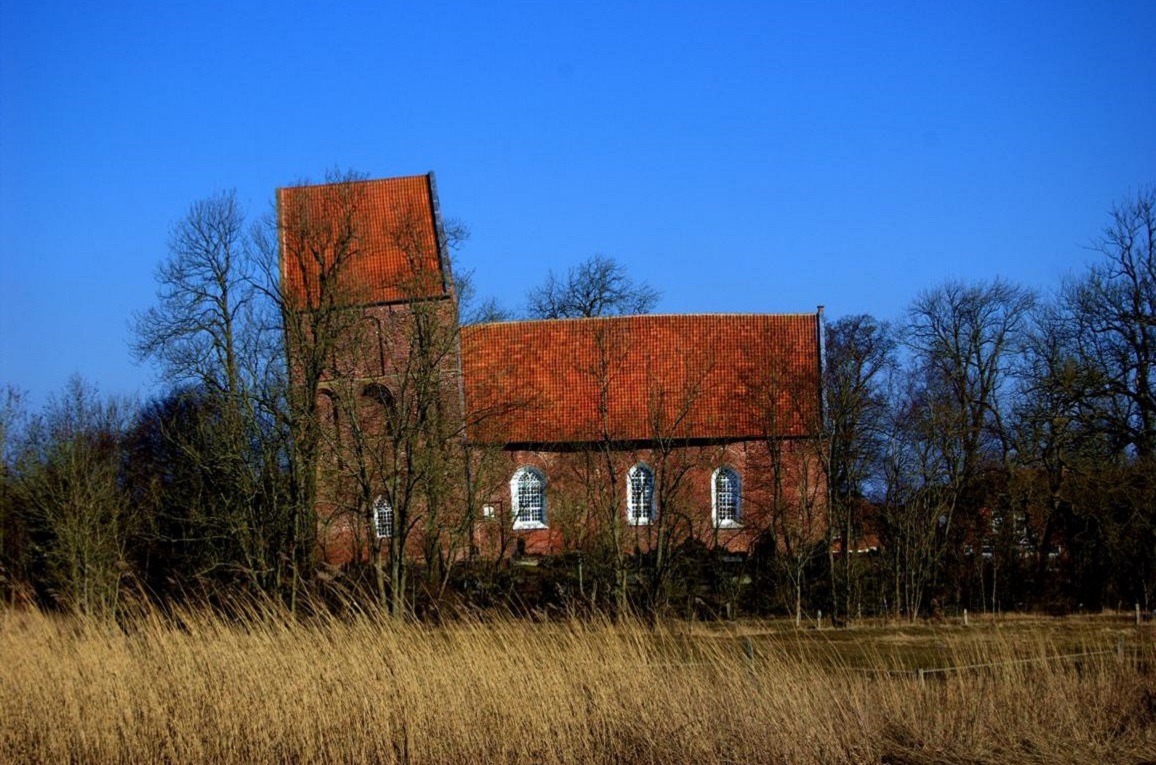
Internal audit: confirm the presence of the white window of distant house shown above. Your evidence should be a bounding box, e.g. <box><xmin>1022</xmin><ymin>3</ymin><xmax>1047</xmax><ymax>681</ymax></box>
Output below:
<box><xmin>627</xmin><ymin>463</ymin><xmax>655</xmax><ymax>525</ymax></box>
<box><xmin>372</xmin><ymin>496</ymin><xmax>394</xmax><ymax>539</ymax></box>
<box><xmin>511</xmin><ymin>467</ymin><xmax>547</xmax><ymax>530</ymax></box>
<box><xmin>712</xmin><ymin>467</ymin><xmax>742</xmax><ymax>527</ymax></box>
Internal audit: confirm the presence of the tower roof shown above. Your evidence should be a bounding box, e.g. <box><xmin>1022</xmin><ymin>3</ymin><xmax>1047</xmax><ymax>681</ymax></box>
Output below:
<box><xmin>278</xmin><ymin>173</ymin><xmax>451</xmax><ymax>309</ymax></box>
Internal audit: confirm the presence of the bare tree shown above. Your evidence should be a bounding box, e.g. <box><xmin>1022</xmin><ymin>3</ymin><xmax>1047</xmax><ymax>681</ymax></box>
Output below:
<box><xmin>876</xmin><ymin>371</ymin><xmax>959</xmax><ymax>620</ymax></box>
<box><xmin>464</xmin><ymin>296</ymin><xmax>514</xmax><ymax>325</ymax></box>
<box><xmin>376</xmin><ymin>264</ymin><xmax>470</xmax><ymax>617</ymax></box>
<box><xmin>906</xmin><ymin>279</ymin><xmax>1036</xmax><ymax>484</ymax></box>
<box><xmin>593</xmin><ymin>326</ymin><xmax>633</xmax><ymax>613</ymax></box>
<box><xmin>823</xmin><ymin>314</ymin><xmax>896</xmax><ymax>622</ymax></box>
<box><xmin>1007</xmin><ymin>302</ymin><xmax>1109</xmax><ymax>601</ymax></box>
<box><xmin>526</xmin><ymin>253</ymin><xmax>660</xmax><ymax>319</ymax></box>
<box><xmin>638</xmin><ymin>358</ymin><xmax>710</xmax><ymax>613</ymax></box>
<box><xmin>133</xmin><ymin>189</ymin><xmax>291</xmax><ymax>599</ymax></box>
<box><xmin>745</xmin><ymin>359</ymin><xmax>826</xmax><ymax>626</ymax></box>
<box><xmin>252</xmin><ymin>169</ymin><xmax>374</xmax><ymax>611</ymax></box>
<box><xmin>1009</xmin><ymin>188</ymin><xmax>1156</xmax><ymax>610</ymax></box>
<box><xmin>319</xmin><ymin>298</ymin><xmax>468</xmax><ymax>614</ymax></box>
<box><xmin>133</xmin><ymin>190</ymin><xmax>255</xmax><ymax>399</ymax></box>
<box><xmin>550</xmin><ymin>322</ymin><xmax>632</xmax><ymax>614</ymax></box>
<box><xmin>880</xmin><ymin>279</ymin><xmax>1035</xmax><ymax>618</ymax></box>
<box><xmin>1057</xmin><ymin>187</ymin><xmax>1156</xmax><ymax>458</ymax></box>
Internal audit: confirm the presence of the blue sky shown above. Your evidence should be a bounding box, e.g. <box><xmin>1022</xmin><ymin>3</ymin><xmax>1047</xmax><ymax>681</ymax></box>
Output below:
<box><xmin>2</xmin><ymin>0</ymin><xmax>1154</xmax><ymax>407</ymax></box>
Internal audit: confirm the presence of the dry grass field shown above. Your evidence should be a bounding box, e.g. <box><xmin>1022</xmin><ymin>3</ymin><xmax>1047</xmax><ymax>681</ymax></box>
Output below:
<box><xmin>2</xmin><ymin>604</ymin><xmax>1154</xmax><ymax>764</ymax></box>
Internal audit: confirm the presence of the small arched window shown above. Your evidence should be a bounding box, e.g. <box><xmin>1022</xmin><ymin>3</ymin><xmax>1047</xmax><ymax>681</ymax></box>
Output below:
<box><xmin>511</xmin><ymin>467</ymin><xmax>547</xmax><ymax>530</ymax></box>
<box><xmin>372</xmin><ymin>495</ymin><xmax>394</xmax><ymax>539</ymax></box>
<box><xmin>712</xmin><ymin>467</ymin><xmax>742</xmax><ymax>527</ymax></box>
<box><xmin>627</xmin><ymin>463</ymin><xmax>655</xmax><ymax>525</ymax></box>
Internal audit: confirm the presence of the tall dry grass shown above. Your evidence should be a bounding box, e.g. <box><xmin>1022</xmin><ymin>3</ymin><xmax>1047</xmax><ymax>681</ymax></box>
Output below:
<box><xmin>2</xmin><ymin>605</ymin><xmax>1153</xmax><ymax>764</ymax></box>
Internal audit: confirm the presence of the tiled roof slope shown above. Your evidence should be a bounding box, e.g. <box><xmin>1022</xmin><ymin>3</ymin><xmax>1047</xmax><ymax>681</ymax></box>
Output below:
<box><xmin>279</xmin><ymin>174</ymin><xmax>449</xmax><ymax>308</ymax></box>
<box><xmin>462</xmin><ymin>313</ymin><xmax>822</xmax><ymax>445</ymax></box>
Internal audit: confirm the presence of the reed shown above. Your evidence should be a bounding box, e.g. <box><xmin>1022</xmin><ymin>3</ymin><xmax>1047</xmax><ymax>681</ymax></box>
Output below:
<box><xmin>2</xmin><ymin>605</ymin><xmax>1153</xmax><ymax>764</ymax></box>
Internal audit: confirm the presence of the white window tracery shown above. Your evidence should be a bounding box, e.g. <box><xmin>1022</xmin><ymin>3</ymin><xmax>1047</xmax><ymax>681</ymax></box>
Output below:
<box><xmin>627</xmin><ymin>463</ymin><xmax>655</xmax><ymax>525</ymax></box>
<box><xmin>712</xmin><ymin>467</ymin><xmax>742</xmax><ymax>527</ymax></box>
<box><xmin>511</xmin><ymin>467</ymin><xmax>547</xmax><ymax>529</ymax></box>
<box><xmin>372</xmin><ymin>496</ymin><xmax>394</xmax><ymax>539</ymax></box>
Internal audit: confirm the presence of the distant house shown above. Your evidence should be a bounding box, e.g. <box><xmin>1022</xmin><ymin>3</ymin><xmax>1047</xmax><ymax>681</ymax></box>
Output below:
<box><xmin>278</xmin><ymin>173</ymin><xmax>826</xmax><ymax>567</ymax></box>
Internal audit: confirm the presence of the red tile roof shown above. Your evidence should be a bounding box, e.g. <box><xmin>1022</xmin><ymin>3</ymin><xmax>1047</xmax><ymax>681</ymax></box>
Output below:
<box><xmin>278</xmin><ymin>174</ymin><xmax>449</xmax><ymax>308</ymax></box>
<box><xmin>462</xmin><ymin>313</ymin><xmax>822</xmax><ymax>445</ymax></box>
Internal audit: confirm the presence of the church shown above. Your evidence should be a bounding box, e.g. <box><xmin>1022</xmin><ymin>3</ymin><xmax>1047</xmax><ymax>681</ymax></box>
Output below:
<box><xmin>278</xmin><ymin>172</ymin><xmax>826</xmax><ymax>569</ymax></box>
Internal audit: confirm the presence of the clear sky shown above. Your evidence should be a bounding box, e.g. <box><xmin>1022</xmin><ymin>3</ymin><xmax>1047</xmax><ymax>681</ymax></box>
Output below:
<box><xmin>1</xmin><ymin>0</ymin><xmax>1154</xmax><ymax>407</ymax></box>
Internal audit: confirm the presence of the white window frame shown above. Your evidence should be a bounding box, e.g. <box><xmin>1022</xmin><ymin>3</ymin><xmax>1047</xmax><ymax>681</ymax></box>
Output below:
<box><xmin>372</xmin><ymin>495</ymin><xmax>394</xmax><ymax>539</ymax></box>
<box><xmin>711</xmin><ymin>467</ymin><xmax>742</xmax><ymax>528</ymax></box>
<box><xmin>626</xmin><ymin>463</ymin><xmax>655</xmax><ymax>525</ymax></box>
<box><xmin>511</xmin><ymin>467</ymin><xmax>548</xmax><ymax>530</ymax></box>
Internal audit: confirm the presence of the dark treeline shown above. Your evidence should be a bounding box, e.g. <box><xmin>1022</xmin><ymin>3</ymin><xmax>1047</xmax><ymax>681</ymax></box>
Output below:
<box><xmin>0</xmin><ymin>185</ymin><xmax>1152</xmax><ymax>621</ymax></box>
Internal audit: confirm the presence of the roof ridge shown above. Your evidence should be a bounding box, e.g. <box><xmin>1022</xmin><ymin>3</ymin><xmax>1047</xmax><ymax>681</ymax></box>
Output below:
<box><xmin>465</xmin><ymin>311</ymin><xmax>819</xmax><ymax>329</ymax></box>
<box><xmin>276</xmin><ymin>173</ymin><xmax>431</xmax><ymax>193</ymax></box>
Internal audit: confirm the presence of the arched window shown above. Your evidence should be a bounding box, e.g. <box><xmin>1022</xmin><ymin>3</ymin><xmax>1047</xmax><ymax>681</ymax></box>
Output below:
<box><xmin>712</xmin><ymin>467</ymin><xmax>742</xmax><ymax>527</ymax></box>
<box><xmin>361</xmin><ymin>382</ymin><xmax>393</xmax><ymax>408</ymax></box>
<box><xmin>361</xmin><ymin>383</ymin><xmax>395</xmax><ymax>435</ymax></box>
<box><xmin>372</xmin><ymin>496</ymin><xmax>394</xmax><ymax>539</ymax></box>
<box><xmin>627</xmin><ymin>463</ymin><xmax>655</xmax><ymax>525</ymax></box>
<box><xmin>511</xmin><ymin>467</ymin><xmax>547</xmax><ymax>530</ymax></box>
